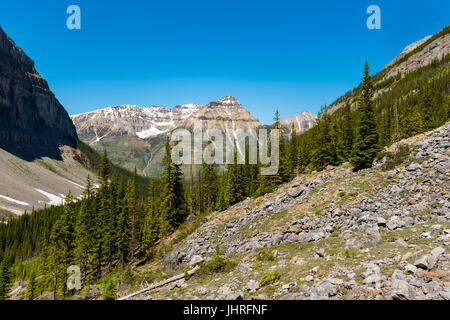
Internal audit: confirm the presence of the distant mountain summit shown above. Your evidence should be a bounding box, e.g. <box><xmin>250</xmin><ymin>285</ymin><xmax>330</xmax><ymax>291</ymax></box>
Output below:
<box><xmin>0</xmin><ymin>26</ymin><xmax>78</xmax><ymax>159</ymax></box>
<box><xmin>280</xmin><ymin>111</ymin><xmax>316</xmax><ymax>133</ymax></box>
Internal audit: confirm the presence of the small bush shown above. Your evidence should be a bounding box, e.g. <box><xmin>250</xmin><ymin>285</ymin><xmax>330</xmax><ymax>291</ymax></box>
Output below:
<box><xmin>197</xmin><ymin>256</ymin><xmax>237</xmax><ymax>276</ymax></box>
<box><xmin>381</xmin><ymin>144</ymin><xmax>412</xmax><ymax>171</ymax></box>
<box><xmin>259</xmin><ymin>270</ymin><xmax>281</xmax><ymax>286</ymax></box>
<box><xmin>256</xmin><ymin>249</ymin><xmax>275</xmax><ymax>262</ymax></box>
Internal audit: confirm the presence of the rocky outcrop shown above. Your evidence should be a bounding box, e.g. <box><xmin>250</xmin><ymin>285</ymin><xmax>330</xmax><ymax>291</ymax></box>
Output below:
<box><xmin>382</xmin><ymin>32</ymin><xmax>449</xmax><ymax>80</ymax></box>
<box><xmin>0</xmin><ymin>26</ymin><xmax>78</xmax><ymax>158</ymax></box>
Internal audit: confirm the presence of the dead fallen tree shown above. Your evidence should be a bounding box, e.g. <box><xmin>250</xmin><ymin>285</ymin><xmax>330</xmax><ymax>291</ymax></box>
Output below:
<box><xmin>117</xmin><ymin>265</ymin><xmax>199</xmax><ymax>300</ymax></box>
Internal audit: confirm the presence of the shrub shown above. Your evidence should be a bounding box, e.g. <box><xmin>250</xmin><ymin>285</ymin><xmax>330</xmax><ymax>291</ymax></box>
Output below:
<box><xmin>380</xmin><ymin>144</ymin><xmax>412</xmax><ymax>171</ymax></box>
<box><xmin>259</xmin><ymin>270</ymin><xmax>281</xmax><ymax>286</ymax></box>
<box><xmin>256</xmin><ymin>249</ymin><xmax>275</xmax><ymax>262</ymax></box>
<box><xmin>197</xmin><ymin>256</ymin><xmax>237</xmax><ymax>276</ymax></box>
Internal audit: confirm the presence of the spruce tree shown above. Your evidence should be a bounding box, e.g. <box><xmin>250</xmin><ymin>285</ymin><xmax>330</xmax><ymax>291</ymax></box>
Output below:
<box><xmin>0</xmin><ymin>260</ymin><xmax>12</xmax><ymax>300</ymax></box>
<box><xmin>351</xmin><ymin>61</ymin><xmax>379</xmax><ymax>171</ymax></box>
<box><xmin>142</xmin><ymin>178</ymin><xmax>160</xmax><ymax>258</ymax></box>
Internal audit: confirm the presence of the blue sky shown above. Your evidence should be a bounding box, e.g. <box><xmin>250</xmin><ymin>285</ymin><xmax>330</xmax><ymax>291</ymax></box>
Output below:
<box><xmin>0</xmin><ymin>0</ymin><xmax>448</xmax><ymax>124</ymax></box>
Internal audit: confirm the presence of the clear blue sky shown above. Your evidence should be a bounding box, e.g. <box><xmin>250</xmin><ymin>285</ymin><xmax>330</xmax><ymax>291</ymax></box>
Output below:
<box><xmin>1</xmin><ymin>0</ymin><xmax>448</xmax><ymax>124</ymax></box>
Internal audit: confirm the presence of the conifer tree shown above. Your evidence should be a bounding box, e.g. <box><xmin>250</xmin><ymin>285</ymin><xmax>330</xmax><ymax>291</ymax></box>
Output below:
<box><xmin>351</xmin><ymin>61</ymin><xmax>379</xmax><ymax>171</ymax></box>
<box><xmin>128</xmin><ymin>167</ymin><xmax>141</xmax><ymax>260</ymax></box>
<box><xmin>116</xmin><ymin>181</ymin><xmax>131</xmax><ymax>287</ymax></box>
<box><xmin>75</xmin><ymin>175</ymin><xmax>94</xmax><ymax>283</ymax></box>
<box><xmin>288</xmin><ymin>124</ymin><xmax>298</xmax><ymax>177</ymax></box>
<box><xmin>0</xmin><ymin>260</ymin><xmax>12</xmax><ymax>300</ymax></box>
<box><xmin>142</xmin><ymin>178</ymin><xmax>160</xmax><ymax>258</ymax></box>
<box><xmin>342</xmin><ymin>103</ymin><xmax>354</xmax><ymax>159</ymax></box>
<box><xmin>421</xmin><ymin>87</ymin><xmax>434</xmax><ymax>130</ymax></box>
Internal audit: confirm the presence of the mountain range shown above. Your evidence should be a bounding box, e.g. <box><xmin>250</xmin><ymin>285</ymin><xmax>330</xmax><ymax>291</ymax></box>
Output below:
<box><xmin>71</xmin><ymin>96</ymin><xmax>315</xmax><ymax>176</ymax></box>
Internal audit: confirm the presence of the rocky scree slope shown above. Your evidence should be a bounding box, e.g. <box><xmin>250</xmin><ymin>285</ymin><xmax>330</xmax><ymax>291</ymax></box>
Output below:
<box><xmin>124</xmin><ymin>122</ymin><xmax>449</xmax><ymax>300</ymax></box>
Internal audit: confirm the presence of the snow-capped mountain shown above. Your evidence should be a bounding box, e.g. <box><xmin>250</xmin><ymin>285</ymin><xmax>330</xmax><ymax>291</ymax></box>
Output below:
<box><xmin>71</xmin><ymin>103</ymin><xmax>201</xmax><ymax>143</ymax></box>
<box><xmin>71</xmin><ymin>96</ymin><xmax>262</xmax><ymax>145</ymax></box>
<box><xmin>70</xmin><ymin>96</ymin><xmax>262</xmax><ymax>176</ymax></box>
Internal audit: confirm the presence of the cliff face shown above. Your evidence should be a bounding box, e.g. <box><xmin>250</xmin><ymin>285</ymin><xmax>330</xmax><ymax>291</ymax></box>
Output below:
<box><xmin>0</xmin><ymin>26</ymin><xmax>78</xmax><ymax>159</ymax></box>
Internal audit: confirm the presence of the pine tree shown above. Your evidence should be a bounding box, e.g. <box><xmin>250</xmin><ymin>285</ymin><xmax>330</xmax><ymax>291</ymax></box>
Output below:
<box><xmin>159</xmin><ymin>137</ymin><xmax>177</xmax><ymax>233</ymax></box>
<box><xmin>101</xmin><ymin>275</ymin><xmax>117</xmax><ymax>300</ymax></box>
<box><xmin>116</xmin><ymin>183</ymin><xmax>131</xmax><ymax>288</ymax></box>
<box><xmin>26</xmin><ymin>269</ymin><xmax>36</xmax><ymax>300</ymax></box>
<box><xmin>48</xmin><ymin>191</ymin><xmax>76</xmax><ymax>298</ymax></box>
<box><xmin>128</xmin><ymin>167</ymin><xmax>141</xmax><ymax>260</ymax></box>
<box><xmin>75</xmin><ymin>175</ymin><xmax>94</xmax><ymax>283</ymax></box>
<box><xmin>311</xmin><ymin>106</ymin><xmax>334</xmax><ymax>170</ymax></box>
<box><xmin>288</xmin><ymin>124</ymin><xmax>298</xmax><ymax>177</ymax></box>
<box><xmin>342</xmin><ymin>103</ymin><xmax>354</xmax><ymax>160</ymax></box>
<box><xmin>0</xmin><ymin>260</ymin><xmax>12</xmax><ymax>300</ymax></box>
<box><xmin>421</xmin><ymin>87</ymin><xmax>434</xmax><ymax>130</ymax></box>
<box><xmin>142</xmin><ymin>178</ymin><xmax>160</xmax><ymax>258</ymax></box>
<box><xmin>351</xmin><ymin>61</ymin><xmax>379</xmax><ymax>171</ymax></box>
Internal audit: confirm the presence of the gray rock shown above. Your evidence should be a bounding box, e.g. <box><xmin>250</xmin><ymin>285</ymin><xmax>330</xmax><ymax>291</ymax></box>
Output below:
<box><xmin>314</xmin><ymin>283</ymin><xmax>338</xmax><ymax>297</ymax></box>
<box><xmin>414</xmin><ymin>256</ymin><xmax>430</xmax><ymax>270</ymax></box>
<box><xmin>390</xmin><ymin>279</ymin><xmax>416</xmax><ymax>300</ymax></box>
<box><xmin>377</xmin><ymin>217</ymin><xmax>387</xmax><ymax>227</ymax></box>
<box><xmin>288</xmin><ymin>186</ymin><xmax>306</xmax><ymax>198</ymax></box>
<box><xmin>188</xmin><ymin>255</ymin><xmax>204</xmax><ymax>266</ymax></box>
<box><xmin>429</xmin><ymin>225</ymin><xmax>443</xmax><ymax>235</ymax></box>
<box><xmin>363</xmin><ymin>225</ymin><xmax>382</xmax><ymax>246</ymax></box>
<box><xmin>311</xmin><ymin>266</ymin><xmax>320</xmax><ymax>273</ymax></box>
<box><xmin>406</xmin><ymin>163</ymin><xmax>422</xmax><ymax>171</ymax></box>
<box><xmin>163</xmin><ymin>251</ymin><xmax>186</xmax><ymax>269</ymax></box>
<box><xmin>386</xmin><ymin>216</ymin><xmax>402</xmax><ymax>230</ymax></box>
<box><xmin>245</xmin><ymin>280</ymin><xmax>261</xmax><ymax>291</ymax></box>
<box><xmin>430</xmin><ymin>246</ymin><xmax>445</xmax><ymax>259</ymax></box>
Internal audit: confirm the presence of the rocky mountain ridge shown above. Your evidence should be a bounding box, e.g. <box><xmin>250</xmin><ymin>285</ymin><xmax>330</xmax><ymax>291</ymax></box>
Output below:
<box><xmin>0</xmin><ymin>26</ymin><xmax>78</xmax><ymax>159</ymax></box>
<box><xmin>327</xmin><ymin>25</ymin><xmax>449</xmax><ymax>114</ymax></box>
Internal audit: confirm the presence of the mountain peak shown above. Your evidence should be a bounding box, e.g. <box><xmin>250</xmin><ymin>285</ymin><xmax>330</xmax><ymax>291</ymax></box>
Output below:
<box><xmin>209</xmin><ymin>95</ymin><xmax>241</xmax><ymax>108</ymax></box>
